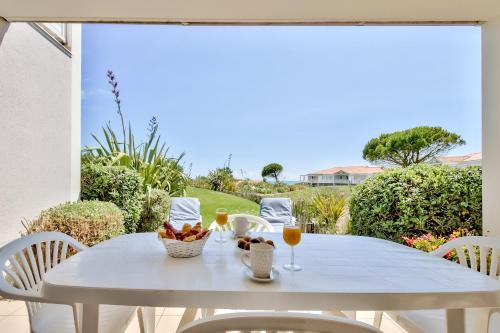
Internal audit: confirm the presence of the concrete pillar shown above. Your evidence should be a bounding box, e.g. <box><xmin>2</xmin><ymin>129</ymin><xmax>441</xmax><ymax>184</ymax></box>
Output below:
<box><xmin>482</xmin><ymin>17</ymin><xmax>500</xmax><ymax>236</ymax></box>
<box><xmin>69</xmin><ymin>24</ymin><xmax>82</xmax><ymax>201</ymax></box>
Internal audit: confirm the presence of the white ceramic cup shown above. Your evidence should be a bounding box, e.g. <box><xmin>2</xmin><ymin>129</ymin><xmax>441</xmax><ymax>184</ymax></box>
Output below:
<box><xmin>241</xmin><ymin>242</ymin><xmax>274</xmax><ymax>278</ymax></box>
<box><xmin>233</xmin><ymin>216</ymin><xmax>249</xmax><ymax>236</ymax></box>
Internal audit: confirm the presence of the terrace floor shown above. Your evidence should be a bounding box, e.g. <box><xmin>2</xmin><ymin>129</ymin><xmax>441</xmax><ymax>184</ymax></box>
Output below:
<box><xmin>0</xmin><ymin>299</ymin><xmax>407</xmax><ymax>332</ymax></box>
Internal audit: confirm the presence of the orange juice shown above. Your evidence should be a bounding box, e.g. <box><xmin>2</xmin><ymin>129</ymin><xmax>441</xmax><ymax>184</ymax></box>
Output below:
<box><xmin>283</xmin><ymin>226</ymin><xmax>301</xmax><ymax>246</ymax></box>
<box><xmin>216</xmin><ymin>212</ymin><xmax>228</xmax><ymax>226</ymax></box>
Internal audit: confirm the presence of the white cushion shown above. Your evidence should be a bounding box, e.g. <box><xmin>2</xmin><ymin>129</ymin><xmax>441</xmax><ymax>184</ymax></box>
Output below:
<box><xmin>260</xmin><ymin>198</ymin><xmax>294</xmax><ymax>226</ymax></box>
<box><xmin>169</xmin><ymin>197</ymin><xmax>201</xmax><ymax>229</ymax></box>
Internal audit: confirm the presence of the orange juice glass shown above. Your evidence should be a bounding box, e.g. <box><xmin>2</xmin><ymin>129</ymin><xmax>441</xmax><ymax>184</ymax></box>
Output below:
<box><xmin>283</xmin><ymin>226</ymin><xmax>301</xmax><ymax>246</ymax></box>
<box><xmin>216</xmin><ymin>211</ymin><xmax>228</xmax><ymax>226</ymax></box>
<box><xmin>283</xmin><ymin>226</ymin><xmax>302</xmax><ymax>271</ymax></box>
<box><xmin>215</xmin><ymin>208</ymin><xmax>228</xmax><ymax>243</ymax></box>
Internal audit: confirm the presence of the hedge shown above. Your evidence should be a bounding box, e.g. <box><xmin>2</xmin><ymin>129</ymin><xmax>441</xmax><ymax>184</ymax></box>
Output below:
<box><xmin>81</xmin><ymin>163</ymin><xmax>144</xmax><ymax>233</ymax></box>
<box><xmin>24</xmin><ymin>200</ymin><xmax>124</xmax><ymax>247</ymax></box>
<box><xmin>349</xmin><ymin>164</ymin><xmax>482</xmax><ymax>243</ymax></box>
<box><xmin>137</xmin><ymin>188</ymin><xmax>171</xmax><ymax>232</ymax></box>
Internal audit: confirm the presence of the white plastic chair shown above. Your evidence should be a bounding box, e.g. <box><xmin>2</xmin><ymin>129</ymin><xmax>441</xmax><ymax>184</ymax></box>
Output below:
<box><xmin>208</xmin><ymin>213</ymin><xmax>275</xmax><ymax>232</ymax></box>
<box><xmin>169</xmin><ymin>197</ymin><xmax>202</xmax><ymax>230</ymax></box>
<box><xmin>374</xmin><ymin>236</ymin><xmax>500</xmax><ymax>333</ymax></box>
<box><xmin>0</xmin><ymin>232</ymin><xmax>155</xmax><ymax>333</ymax></box>
<box><xmin>177</xmin><ymin>311</ymin><xmax>382</xmax><ymax>333</ymax></box>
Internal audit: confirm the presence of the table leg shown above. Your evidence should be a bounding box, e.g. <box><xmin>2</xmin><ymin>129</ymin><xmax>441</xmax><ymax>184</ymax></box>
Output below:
<box><xmin>200</xmin><ymin>308</ymin><xmax>215</xmax><ymax>318</ymax></box>
<box><xmin>321</xmin><ymin>310</ymin><xmax>346</xmax><ymax>318</ymax></box>
<box><xmin>82</xmin><ymin>303</ymin><xmax>99</xmax><ymax>333</ymax></box>
<box><xmin>373</xmin><ymin>311</ymin><xmax>383</xmax><ymax>327</ymax></box>
<box><xmin>471</xmin><ymin>308</ymin><xmax>491</xmax><ymax>333</ymax></box>
<box><xmin>446</xmin><ymin>309</ymin><xmax>465</xmax><ymax>333</ymax></box>
<box><xmin>321</xmin><ymin>310</ymin><xmax>356</xmax><ymax>319</ymax></box>
<box><xmin>342</xmin><ymin>311</ymin><xmax>356</xmax><ymax>320</ymax></box>
<box><xmin>178</xmin><ymin>308</ymin><xmax>198</xmax><ymax>330</ymax></box>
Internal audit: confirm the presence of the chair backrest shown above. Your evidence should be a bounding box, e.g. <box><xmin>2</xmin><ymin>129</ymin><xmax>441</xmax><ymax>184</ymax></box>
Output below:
<box><xmin>169</xmin><ymin>197</ymin><xmax>201</xmax><ymax>229</ymax></box>
<box><xmin>0</xmin><ymin>232</ymin><xmax>85</xmax><ymax>319</ymax></box>
<box><xmin>208</xmin><ymin>214</ymin><xmax>274</xmax><ymax>232</ymax></box>
<box><xmin>431</xmin><ymin>236</ymin><xmax>500</xmax><ymax>279</ymax></box>
<box><xmin>260</xmin><ymin>198</ymin><xmax>294</xmax><ymax>226</ymax></box>
<box><xmin>178</xmin><ymin>312</ymin><xmax>382</xmax><ymax>333</ymax></box>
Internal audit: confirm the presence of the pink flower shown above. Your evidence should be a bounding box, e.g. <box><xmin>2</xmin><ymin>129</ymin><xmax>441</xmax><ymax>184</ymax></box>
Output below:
<box><xmin>402</xmin><ymin>236</ymin><xmax>414</xmax><ymax>246</ymax></box>
<box><xmin>444</xmin><ymin>250</ymin><xmax>454</xmax><ymax>259</ymax></box>
<box><xmin>421</xmin><ymin>233</ymin><xmax>434</xmax><ymax>241</ymax></box>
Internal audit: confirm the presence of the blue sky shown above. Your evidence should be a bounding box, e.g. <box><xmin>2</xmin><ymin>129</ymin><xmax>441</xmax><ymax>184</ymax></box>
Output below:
<box><xmin>82</xmin><ymin>24</ymin><xmax>481</xmax><ymax>180</ymax></box>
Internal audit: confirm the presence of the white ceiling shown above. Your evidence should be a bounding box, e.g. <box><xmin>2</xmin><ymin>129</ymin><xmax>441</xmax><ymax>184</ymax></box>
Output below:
<box><xmin>1</xmin><ymin>0</ymin><xmax>500</xmax><ymax>23</ymax></box>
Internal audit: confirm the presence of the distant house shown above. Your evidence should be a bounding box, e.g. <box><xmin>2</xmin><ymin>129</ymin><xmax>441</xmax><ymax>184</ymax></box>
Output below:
<box><xmin>429</xmin><ymin>152</ymin><xmax>482</xmax><ymax>168</ymax></box>
<box><xmin>300</xmin><ymin>166</ymin><xmax>384</xmax><ymax>186</ymax></box>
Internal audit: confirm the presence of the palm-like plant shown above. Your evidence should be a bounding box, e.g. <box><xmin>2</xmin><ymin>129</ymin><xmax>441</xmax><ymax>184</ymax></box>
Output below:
<box><xmin>82</xmin><ymin>70</ymin><xmax>187</xmax><ymax>197</ymax></box>
<box><xmin>312</xmin><ymin>193</ymin><xmax>347</xmax><ymax>233</ymax></box>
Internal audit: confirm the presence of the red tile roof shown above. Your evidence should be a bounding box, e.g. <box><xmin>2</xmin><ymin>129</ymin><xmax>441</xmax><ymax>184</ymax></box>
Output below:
<box><xmin>308</xmin><ymin>165</ymin><xmax>384</xmax><ymax>175</ymax></box>
<box><xmin>436</xmin><ymin>152</ymin><xmax>482</xmax><ymax>163</ymax></box>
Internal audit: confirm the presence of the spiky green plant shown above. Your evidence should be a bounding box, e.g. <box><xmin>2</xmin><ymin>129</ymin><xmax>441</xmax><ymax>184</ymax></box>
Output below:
<box><xmin>82</xmin><ymin>70</ymin><xmax>187</xmax><ymax>196</ymax></box>
<box><xmin>312</xmin><ymin>193</ymin><xmax>347</xmax><ymax>233</ymax></box>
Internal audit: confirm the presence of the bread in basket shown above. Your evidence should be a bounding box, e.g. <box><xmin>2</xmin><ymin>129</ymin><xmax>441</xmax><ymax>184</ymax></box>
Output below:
<box><xmin>158</xmin><ymin>221</ymin><xmax>211</xmax><ymax>258</ymax></box>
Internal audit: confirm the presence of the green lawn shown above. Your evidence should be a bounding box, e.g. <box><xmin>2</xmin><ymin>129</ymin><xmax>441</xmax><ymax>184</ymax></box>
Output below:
<box><xmin>186</xmin><ymin>187</ymin><xmax>259</xmax><ymax>227</ymax></box>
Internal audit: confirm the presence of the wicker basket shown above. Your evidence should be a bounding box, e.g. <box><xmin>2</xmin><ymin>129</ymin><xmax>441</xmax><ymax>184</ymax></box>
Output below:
<box><xmin>159</xmin><ymin>230</ymin><xmax>212</xmax><ymax>258</ymax></box>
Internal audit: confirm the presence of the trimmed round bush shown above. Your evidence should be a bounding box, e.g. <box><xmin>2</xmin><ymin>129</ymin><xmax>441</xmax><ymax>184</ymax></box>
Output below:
<box><xmin>25</xmin><ymin>200</ymin><xmax>124</xmax><ymax>247</ymax></box>
<box><xmin>137</xmin><ymin>188</ymin><xmax>171</xmax><ymax>232</ymax></box>
<box><xmin>349</xmin><ymin>164</ymin><xmax>482</xmax><ymax>243</ymax></box>
<box><xmin>81</xmin><ymin>163</ymin><xmax>144</xmax><ymax>233</ymax></box>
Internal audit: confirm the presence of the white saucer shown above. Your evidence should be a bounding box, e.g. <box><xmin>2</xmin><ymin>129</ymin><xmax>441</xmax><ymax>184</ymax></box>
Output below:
<box><xmin>245</xmin><ymin>267</ymin><xmax>280</xmax><ymax>283</ymax></box>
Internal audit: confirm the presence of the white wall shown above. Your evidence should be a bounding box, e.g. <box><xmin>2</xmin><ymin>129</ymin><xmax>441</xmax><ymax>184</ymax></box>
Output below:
<box><xmin>0</xmin><ymin>21</ymin><xmax>81</xmax><ymax>246</ymax></box>
<box><xmin>69</xmin><ymin>24</ymin><xmax>81</xmax><ymax>201</ymax></box>
<box><xmin>482</xmin><ymin>17</ymin><xmax>500</xmax><ymax>236</ymax></box>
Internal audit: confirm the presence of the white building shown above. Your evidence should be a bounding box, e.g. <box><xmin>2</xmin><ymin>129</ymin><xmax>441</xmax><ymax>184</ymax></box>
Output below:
<box><xmin>0</xmin><ymin>21</ymin><xmax>81</xmax><ymax>246</ymax></box>
<box><xmin>300</xmin><ymin>166</ymin><xmax>384</xmax><ymax>186</ymax></box>
<box><xmin>430</xmin><ymin>152</ymin><xmax>482</xmax><ymax>168</ymax></box>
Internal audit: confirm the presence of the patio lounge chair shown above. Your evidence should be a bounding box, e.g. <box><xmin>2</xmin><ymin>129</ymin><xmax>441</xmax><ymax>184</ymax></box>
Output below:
<box><xmin>169</xmin><ymin>197</ymin><xmax>202</xmax><ymax>230</ymax></box>
<box><xmin>0</xmin><ymin>232</ymin><xmax>154</xmax><ymax>333</ymax></box>
<box><xmin>259</xmin><ymin>197</ymin><xmax>296</xmax><ymax>232</ymax></box>
<box><xmin>374</xmin><ymin>236</ymin><xmax>500</xmax><ymax>333</ymax></box>
<box><xmin>177</xmin><ymin>311</ymin><xmax>382</xmax><ymax>333</ymax></box>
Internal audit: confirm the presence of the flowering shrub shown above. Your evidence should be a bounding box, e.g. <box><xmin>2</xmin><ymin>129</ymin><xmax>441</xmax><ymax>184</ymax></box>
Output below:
<box><xmin>402</xmin><ymin>232</ymin><xmax>457</xmax><ymax>260</ymax></box>
<box><xmin>402</xmin><ymin>229</ymin><xmax>479</xmax><ymax>262</ymax></box>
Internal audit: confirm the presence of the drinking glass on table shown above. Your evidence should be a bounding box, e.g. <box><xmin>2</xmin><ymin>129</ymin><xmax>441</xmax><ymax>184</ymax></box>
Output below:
<box><xmin>215</xmin><ymin>208</ymin><xmax>228</xmax><ymax>243</ymax></box>
<box><xmin>283</xmin><ymin>225</ymin><xmax>302</xmax><ymax>271</ymax></box>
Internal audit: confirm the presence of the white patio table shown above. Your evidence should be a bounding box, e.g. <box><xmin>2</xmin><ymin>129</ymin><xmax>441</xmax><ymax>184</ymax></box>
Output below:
<box><xmin>41</xmin><ymin>232</ymin><xmax>500</xmax><ymax>333</ymax></box>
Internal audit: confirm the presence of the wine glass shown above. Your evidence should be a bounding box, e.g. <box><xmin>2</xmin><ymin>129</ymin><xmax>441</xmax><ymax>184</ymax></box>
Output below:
<box><xmin>215</xmin><ymin>208</ymin><xmax>228</xmax><ymax>243</ymax></box>
<box><xmin>283</xmin><ymin>225</ymin><xmax>302</xmax><ymax>271</ymax></box>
